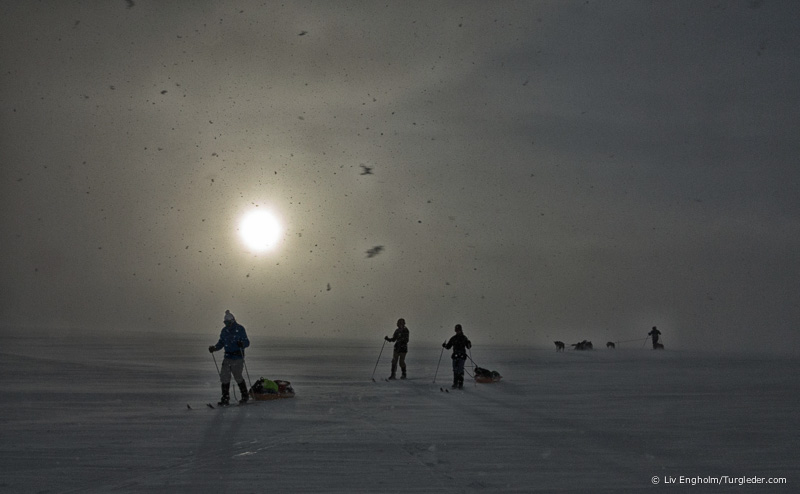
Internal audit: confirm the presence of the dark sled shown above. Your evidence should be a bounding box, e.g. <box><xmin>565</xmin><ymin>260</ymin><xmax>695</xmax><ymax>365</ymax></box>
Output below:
<box><xmin>474</xmin><ymin>366</ymin><xmax>502</xmax><ymax>383</ymax></box>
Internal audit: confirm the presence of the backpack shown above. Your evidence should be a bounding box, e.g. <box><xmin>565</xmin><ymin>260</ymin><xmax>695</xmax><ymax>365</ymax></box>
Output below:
<box><xmin>251</xmin><ymin>377</ymin><xmax>279</xmax><ymax>394</ymax></box>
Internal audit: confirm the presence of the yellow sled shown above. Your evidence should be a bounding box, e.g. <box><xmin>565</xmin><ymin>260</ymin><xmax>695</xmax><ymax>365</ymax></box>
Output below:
<box><xmin>249</xmin><ymin>378</ymin><xmax>296</xmax><ymax>401</ymax></box>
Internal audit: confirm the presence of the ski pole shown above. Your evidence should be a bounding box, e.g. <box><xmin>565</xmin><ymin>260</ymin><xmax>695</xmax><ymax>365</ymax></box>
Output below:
<box><xmin>371</xmin><ymin>339</ymin><xmax>387</xmax><ymax>382</ymax></box>
<box><xmin>229</xmin><ymin>355</ymin><xmax>239</xmax><ymax>402</ymax></box>
<box><xmin>433</xmin><ymin>344</ymin><xmax>445</xmax><ymax>383</ymax></box>
<box><xmin>242</xmin><ymin>347</ymin><xmax>253</xmax><ymax>388</ymax></box>
<box><xmin>211</xmin><ymin>351</ymin><xmax>221</xmax><ymax>376</ymax></box>
<box><xmin>642</xmin><ymin>336</ymin><xmax>650</xmax><ymax>348</ymax></box>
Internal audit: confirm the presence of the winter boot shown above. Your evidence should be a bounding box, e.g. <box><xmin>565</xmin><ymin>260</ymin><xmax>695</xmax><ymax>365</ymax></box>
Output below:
<box><xmin>218</xmin><ymin>383</ymin><xmax>230</xmax><ymax>406</ymax></box>
<box><xmin>238</xmin><ymin>381</ymin><xmax>249</xmax><ymax>404</ymax></box>
<box><xmin>388</xmin><ymin>373</ymin><xmax>396</xmax><ymax>380</ymax></box>
<box><xmin>457</xmin><ymin>375</ymin><xmax>464</xmax><ymax>389</ymax></box>
<box><xmin>401</xmin><ymin>372</ymin><xmax>407</xmax><ymax>380</ymax></box>
<box><xmin>452</xmin><ymin>375</ymin><xmax>459</xmax><ymax>389</ymax></box>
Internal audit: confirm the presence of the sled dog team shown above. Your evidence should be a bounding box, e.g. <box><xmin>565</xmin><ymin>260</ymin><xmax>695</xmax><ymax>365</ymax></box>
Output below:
<box><xmin>554</xmin><ymin>326</ymin><xmax>665</xmax><ymax>352</ymax></box>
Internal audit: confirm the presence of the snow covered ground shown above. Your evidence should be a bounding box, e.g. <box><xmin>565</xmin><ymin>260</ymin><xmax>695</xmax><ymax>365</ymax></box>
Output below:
<box><xmin>1</xmin><ymin>330</ymin><xmax>796</xmax><ymax>493</ymax></box>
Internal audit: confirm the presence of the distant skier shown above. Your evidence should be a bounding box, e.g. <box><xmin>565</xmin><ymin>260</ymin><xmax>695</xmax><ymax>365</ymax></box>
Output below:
<box><xmin>443</xmin><ymin>324</ymin><xmax>472</xmax><ymax>389</ymax></box>
<box><xmin>385</xmin><ymin>318</ymin><xmax>410</xmax><ymax>379</ymax></box>
<box><xmin>648</xmin><ymin>326</ymin><xmax>663</xmax><ymax>350</ymax></box>
<box><xmin>208</xmin><ymin>310</ymin><xmax>250</xmax><ymax>405</ymax></box>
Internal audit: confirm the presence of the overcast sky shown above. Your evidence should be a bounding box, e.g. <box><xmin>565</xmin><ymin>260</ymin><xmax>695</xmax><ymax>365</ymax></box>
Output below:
<box><xmin>2</xmin><ymin>1</ymin><xmax>798</xmax><ymax>353</ymax></box>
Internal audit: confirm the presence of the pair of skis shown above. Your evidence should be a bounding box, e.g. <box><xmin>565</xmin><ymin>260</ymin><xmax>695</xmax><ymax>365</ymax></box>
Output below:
<box><xmin>206</xmin><ymin>400</ymin><xmax>253</xmax><ymax>409</ymax></box>
<box><xmin>185</xmin><ymin>401</ymin><xmax>252</xmax><ymax>410</ymax></box>
<box><xmin>439</xmin><ymin>386</ymin><xmax>466</xmax><ymax>393</ymax></box>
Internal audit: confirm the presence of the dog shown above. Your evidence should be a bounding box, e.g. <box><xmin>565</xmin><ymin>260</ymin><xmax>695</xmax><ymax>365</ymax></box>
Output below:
<box><xmin>554</xmin><ymin>341</ymin><xmax>565</xmax><ymax>352</ymax></box>
<box><xmin>606</xmin><ymin>341</ymin><xmax>615</xmax><ymax>349</ymax></box>
<box><xmin>654</xmin><ymin>343</ymin><xmax>664</xmax><ymax>350</ymax></box>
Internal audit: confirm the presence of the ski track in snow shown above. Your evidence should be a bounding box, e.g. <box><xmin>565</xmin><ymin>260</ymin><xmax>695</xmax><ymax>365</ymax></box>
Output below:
<box><xmin>0</xmin><ymin>330</ymin><xmax>797</xmax><ymax>493</ymax></box>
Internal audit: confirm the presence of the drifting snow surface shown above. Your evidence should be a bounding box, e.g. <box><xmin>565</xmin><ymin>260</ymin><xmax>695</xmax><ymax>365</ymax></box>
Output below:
<box><xmin>1</xmin><ymin>330</ymin><xmax>796</xmax><ymax>493</ymax></box>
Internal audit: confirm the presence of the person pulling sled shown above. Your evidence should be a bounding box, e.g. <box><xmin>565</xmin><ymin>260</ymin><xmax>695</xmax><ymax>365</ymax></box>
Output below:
<box><xmin>208</xmin><ymin>310</ymin><xmax>250</xmax><ymax>405</ymax></box>
<box><xmin>442</xmin><ymin>324</ymin><xmax>472</xmax><ymax>389</ymax></box>
<box><xmin>648</xmin><ymin>326</ymin><xmax>664</xmax><ymax>350</ymax></box>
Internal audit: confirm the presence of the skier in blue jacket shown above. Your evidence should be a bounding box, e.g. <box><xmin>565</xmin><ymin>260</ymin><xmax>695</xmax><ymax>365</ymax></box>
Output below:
<box><xmin>208</xmin><ymin>310</ymin><xmax>250</xmax><ymax>405</ymax></box>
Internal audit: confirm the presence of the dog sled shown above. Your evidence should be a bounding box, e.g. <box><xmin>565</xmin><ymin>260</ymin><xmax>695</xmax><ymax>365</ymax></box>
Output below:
<box><xmin>249</xmin><ymin>378</ymin><xmax>296</xmax><ymax>401</ymax></box>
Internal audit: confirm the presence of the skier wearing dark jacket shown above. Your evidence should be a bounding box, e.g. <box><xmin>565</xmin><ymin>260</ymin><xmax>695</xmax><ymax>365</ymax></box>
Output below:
<box><xmin>385</xmin><ymin>318</ymin><xmax>410</xmax><ymax>379</ymax></box>
<box><xmin>648</xmin><ymin>326</ymin><xmax>662</xmax><ymax>350</ymax></box>
<box><xmin>208</xmin><ymin>310</ymin><xmax>250</xmax><ymax>405</ymax></box>
<box><xmin>443</xmin><ymin>324</ymin><xmax>472</xmax><ymax>389</ymax></box>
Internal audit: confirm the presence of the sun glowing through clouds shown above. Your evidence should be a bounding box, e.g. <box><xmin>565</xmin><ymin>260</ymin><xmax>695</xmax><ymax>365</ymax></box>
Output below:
<box><xmin>239</xmin><ymin>209</ymin><xmax>282</xmax><ymax>253</ymax></box>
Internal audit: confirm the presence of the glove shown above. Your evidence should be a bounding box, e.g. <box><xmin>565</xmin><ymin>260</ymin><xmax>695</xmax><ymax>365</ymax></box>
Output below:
<box><xmin>442</xmin><ymin>342</ymin><xmax>447</xmax><ymax>348</ymax></box>
<box><xmin>384</xmin><ymin>336</ymin><xmax>390</xmax><ymax>341</ymax></box>
<box><xmin>237</xmin><ymin>341</ymin><xmax>244</xmax><ymax>348</ymax></box>
<box><xmin>208</xmin><ymin>346</ymin><xmax>215</xmax><ymax>353</ymax></box>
